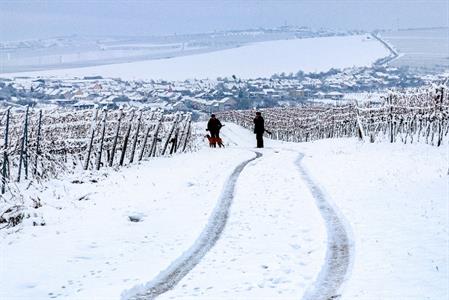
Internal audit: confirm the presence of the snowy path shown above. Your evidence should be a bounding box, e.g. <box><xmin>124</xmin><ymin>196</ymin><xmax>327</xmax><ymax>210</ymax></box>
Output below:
<box><xmin>2</xmin><ymin>123</ymin><xmax>446</xmax><ymax>300</ymax></box>
<box><xmin>297</xmin><ymin>153</ymin><xmax>352</xmax><ymax>300</ymax></box>
<box><xmin>123</xmin><ymin>151</ymin><xmax>262</xmax><ymax>299</ymax></box>
<box><xmin>153</xmin><ymin>125</ymin><xmax>331</xmax><ymax>299</ymax></box>
<box><xmin>117</xmin><ymin>123</ymin><xmax>353</xmax><ymax>300</ymax></box>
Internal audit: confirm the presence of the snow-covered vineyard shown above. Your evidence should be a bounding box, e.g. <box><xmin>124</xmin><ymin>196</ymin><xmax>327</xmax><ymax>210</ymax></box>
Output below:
<box><xmin>0</xmin><ymin>82</ymin><xmax>447</xmax><ymax>300</ymax></box>
<box><xmin>1</xmin><ymin>1</ymin><xmax>449</xmax><ymax>299</ymax></box>
<box><xmin>0</xmin><ymin>108</ymin><xmax>193</xmax><ymax>226</ymax></box>
<box><xmin>220</xmin><ymin>86</ymin><xmax>449</xmax><ymax>146</ymax></box>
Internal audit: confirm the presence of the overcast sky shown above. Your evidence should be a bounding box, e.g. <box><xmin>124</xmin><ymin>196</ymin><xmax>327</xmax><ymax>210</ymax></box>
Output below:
<box><xmin>1</xmin><ymin>0</ymin><xmax>448</xmax><ymax>41</ymax></box>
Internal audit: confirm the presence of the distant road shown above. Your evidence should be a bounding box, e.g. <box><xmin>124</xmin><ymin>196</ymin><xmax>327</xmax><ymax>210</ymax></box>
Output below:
<box><xmin>371</xmin><ymin>33</ymin><xmax>399</xmax><ymax>66</ymax></box>
<box><xmin>374</xmin><ymin>27</ymin><xmax>449</xmax><ymax>72</ymax></box>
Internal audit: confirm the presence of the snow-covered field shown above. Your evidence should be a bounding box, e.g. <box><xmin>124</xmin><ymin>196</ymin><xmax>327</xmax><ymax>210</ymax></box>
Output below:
<box><xmin>1</xmin><ymin>123</ymin><xmax>447</xmax><ymax>299</ymax></box>
<box><xmin>1</xmin><ymin>35</ymin><xmax>390</xmax><ymax>80</ymax></box>
<box><xmin>300</xmin><ymin>139</ymin><xmax>448</xmax><ymax>300</ymax></box>
<box><xmin>381</xmin><ymin>28</ymin><xmax>449</xmax><ymax>71</ymax></box>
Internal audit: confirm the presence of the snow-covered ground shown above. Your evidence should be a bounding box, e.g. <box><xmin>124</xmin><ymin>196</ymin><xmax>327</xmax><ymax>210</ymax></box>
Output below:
<box><xmin>1</xmin><ymin>35</ymin><xmax>391</xmax><ymax>80</ymax></box>
<box><xmin>301</xmin><ymin>139</ymin><xmax>448</xmax><ymax>300</ymax></box>
<box><xmin>0</xmin><ymin>145</ymin><xmax>255</xmax><ymax>299</ymax></box>
<box><xmin>1</xmin><ymin>123</ymin><xmax>447</xmax><ymax>299</ymax></box>
<box><xmin>381</xmin><ymin>27</ymin><xmax>449</xmax><ymax>71</ymax></box>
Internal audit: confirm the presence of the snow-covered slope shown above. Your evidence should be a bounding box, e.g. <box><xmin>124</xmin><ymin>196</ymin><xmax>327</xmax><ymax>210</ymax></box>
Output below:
<box><xmin>1</xmin><ymin>123</ymin><xmax>446</xmax><ymax>300</ymax></box>
<box><xmin>1</xmin><ymin>35</ymin><xmax>391</xmax><ymax>80</ymax></box>
<box><xmin>301</xmin><ymin>139</ymin><xmax>448</xmax><ymax>300</ymax></box>
<box><xmin>0</xmin><ymin>142</ymin><xmax>256</xmax><ymax>299</ymax></box>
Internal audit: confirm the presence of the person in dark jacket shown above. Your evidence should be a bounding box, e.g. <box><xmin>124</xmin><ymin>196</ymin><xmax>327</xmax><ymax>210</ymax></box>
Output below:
<box><xmin>207</xmin><ymin>114</ymin><xmax>222</xmax><ymax>139</ymax></box>
<box><xmin>253</xmin><ymin>111</ymin><xmax>266</xmax><ymax>148</ymax></box>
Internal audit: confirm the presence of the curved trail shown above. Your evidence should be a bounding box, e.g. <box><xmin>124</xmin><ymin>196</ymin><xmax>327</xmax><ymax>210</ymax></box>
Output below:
<box><xmin>296</xmin><ymin>153</ymin><xmax>353</xmax><ymax>300</ymax></box>
<box><xmin>123</xmin><ymin>151</ymin><xmax>262</xmax><ymax>300</ymax></box>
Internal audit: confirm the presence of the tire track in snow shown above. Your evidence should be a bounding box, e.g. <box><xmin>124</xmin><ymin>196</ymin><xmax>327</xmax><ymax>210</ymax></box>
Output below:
<box><xmin>122</xmin><ymin>151</ymin><xmax>262</xmax><ymax>300</ymax></box>
<box><xmin>296</xmin><ymin>153</ymin><xmax>353</xmax><ymax>300</ymax></box>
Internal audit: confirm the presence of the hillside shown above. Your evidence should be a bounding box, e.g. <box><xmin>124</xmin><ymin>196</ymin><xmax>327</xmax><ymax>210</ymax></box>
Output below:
<box><xmin>1</xmin><ymin>123</ymin><xmax>447</xmax><ymax>300</ymax></box>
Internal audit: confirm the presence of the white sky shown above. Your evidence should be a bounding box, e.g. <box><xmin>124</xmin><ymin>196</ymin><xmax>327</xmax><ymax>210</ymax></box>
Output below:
<box><xmin>0</xmin><ymin>0</ymin><xmax>448</xmax><ymax>41</ymax></box>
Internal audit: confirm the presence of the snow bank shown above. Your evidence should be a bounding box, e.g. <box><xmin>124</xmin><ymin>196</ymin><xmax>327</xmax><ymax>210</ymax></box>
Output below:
<box><xmin>1</xmin><ymin>35</ymin><xmax>391</xmax><ymax>80</ymax></box>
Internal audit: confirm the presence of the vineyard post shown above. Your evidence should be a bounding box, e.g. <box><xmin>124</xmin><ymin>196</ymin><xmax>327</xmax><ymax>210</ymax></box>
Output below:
<box><xmin>119</xmin><ymin>109</ymin><xmax>135</xmax><ymax>166</ymax></box>
<box><xmin>428</xmin><ymin>90</ymin><xmax>438</xmax><ymax>145</ymax></box>
<box><xmin>409</xmin><ymin>112</ymin><xmax>417</xmax><ymax>144</ymax></box>
<box><xmin>425</xmin><ymin>112</ymin><xmax>432</xmax><ymax>144</ymax></box>
<box><xmin>354</xmin><ymin>101</ymin><xmax>365</xmax><ymax>141</ymax></box>
<box><xmin>137</xmin><ymin>110</ymin><xmax>155</xmax><ymax>161</ymax></box>
<box><xmin>177</xmin><ymin>114</ymin><xmax>187</xmax><ymax>152</ymax></box>
<box><xmin>330</xmin><ymin>113</ymin><xmax>335</xmax><ymax>138</ymax></box>
<box><xmin>34</xmin><ymin>109</ymin><xmax>42</xmax><ymax>176</ymax></box>
<box><xmin>169</xmin><ymin>127</ymin><xmax>179</xmax><ymax>155</ymax></box>
<box><xmin>84</xmin><ymin>107</ymin><xmax>99</xmax><ymax>170</ymax></box>
<box><xmin>162</xmin><ymin>114</ymin><xmax>179</xmax><ymax>156</ymax></box>
<box><xmin>388</xmin><ymin>94</ymin><xmax>394</xmax><ymax>143</ymax></box>
<box><xmin>182</xmin><ymin>123</ymin><xmax>191</xmax><ymax>152</ymax></box>
<box><xmin>139</xmin><ymin>125</ymin><xmax>151</xmax><ymax>161</ymax></box>
<box><xmin>95</xmin><ymin>108</ymin><xmax>108</xmax><ymax>170</ymax></box>
<box><xmin>109</xmin><ymin>107</ymin><xmax>123</xmax><ymax>167</ymax></box>
<box><xmin>369</xmin><ymin>108</ymin><xmax>376</xmax><ymax>143</ymax></box>
<box><xmin>181</xmin><ymin>115</ymin><xmax>192</xmax><ymax>152</ymax></box>
<box><xmin>129</xmin><ymin>110</ymin><xmax>143</xmax><ymax>164</ymax></box>
<box><xmin>417</xmin><ymin>113</ymin><xmax>423</xmax><ymax>142</ymax></box>
<box><xmin>437</xmin><ymin>87</ymin><xmax>444</xmax><ymax>146</ymax></box>
<box><xmin>149</xmin><ymin>117</ymin><xmax>163</xmax><ymax>157</ymax></box>
<box><xmin>24</xmin><ymin>107</ymin><xmax>30</xmax><ymax>180</ymax></box>
<box><xmin>17</xmin><ymin>106</ymin><xmax>29</xmax><ymax>182</ymax></box>
<box><xmin>1</xmin><ymin>107</ymin><xmax>10</xmax><ymax>194</ymax></box>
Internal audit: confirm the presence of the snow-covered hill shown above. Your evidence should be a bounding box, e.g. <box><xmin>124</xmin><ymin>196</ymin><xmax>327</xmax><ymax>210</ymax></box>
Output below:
<box><xmin>1</xmin><ymin>35</ymin><xmax>391</xmax><ymax>80</ymax></box>
<box><xmin>1</xmin><ymin>123</ymin><xmax>447</xmax><ymax>300</ymax></box>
